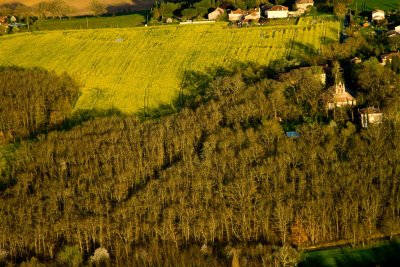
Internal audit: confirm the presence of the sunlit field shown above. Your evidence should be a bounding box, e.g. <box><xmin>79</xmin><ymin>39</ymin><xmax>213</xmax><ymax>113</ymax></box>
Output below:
<box><xmin>0</xmin><ymin>19</ymin><xmax>339</xmax><ymax>113</ymax></box>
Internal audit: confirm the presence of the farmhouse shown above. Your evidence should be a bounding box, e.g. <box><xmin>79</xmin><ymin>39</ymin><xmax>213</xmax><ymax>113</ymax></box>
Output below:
<box><xmin>295</xmin><ymin>0</ymin><xmax>314</xmax><ymax>13</ymax></box>
<box><xmin>244</xmin><ymin>8</ymin><xmax>261</xmax><ymax>21</ymax></box>
<box><xmin>327</xmin><ymin>82</ymin><xmax>356</xmax><ymax>110</ymax></box>
<box><xmin>266</xmin><ymin>5</ymin><xmax>289</xmax><ymax>19</ymax></box>
<box><xmin>208</xmin><ymin>8</ymin><xmax>224</xmax><ymax>20</ymax></box>
<box><xmin>359</xmin><ymin>107</ymin><xmax>383</xmax><ymax>128</ymax></box>
<box><xmin>372</xmin><ymin>10</ymin><xmax>385</xmax><ymax>21</ymax></box>
<box><xmin>228</xmin><ymin>9</ymin><xmax>244</xmax><ymax>21</ymax></box>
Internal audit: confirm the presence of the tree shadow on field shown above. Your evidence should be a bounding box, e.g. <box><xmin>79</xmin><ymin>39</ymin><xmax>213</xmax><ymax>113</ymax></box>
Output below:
<box><xmin>60</xmin><ymin>108</ymin><xmax>124</xmax><ymax>131</ymax></box>
<box><xmin>135</xmin><ymin>57</ymin><xmax>329</xmax><ymax>121</ymax></box>
<box><xmin>290</xmin><ymin>40</ymin><xmax>325</xmax><ymax>65</ymax></box>
<box><xmin>135</xmin><ymin>61</ymin><xmax>271</xmax><ymax>120</ymax></box>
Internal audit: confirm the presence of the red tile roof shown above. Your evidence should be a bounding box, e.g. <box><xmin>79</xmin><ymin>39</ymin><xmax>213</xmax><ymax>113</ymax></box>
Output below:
<box><xmin>268</xmin><ymin>5</ymin><xmax>289</xmax><ymax>11</ymax></box>
<box><xmin>231</xmin><ymin>9</ymin><xmax>244</xmax><ymax>15</ymax></box>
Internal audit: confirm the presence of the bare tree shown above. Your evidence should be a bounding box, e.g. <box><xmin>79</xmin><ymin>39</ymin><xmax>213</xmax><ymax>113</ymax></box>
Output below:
<box><xmin>274</xmin><ymin>200</ymin><xmax>293</xmax><ymax>245</ymax></box>
<box><xmin>89</xmin><ymin>0</ymin><xmax>107</xmax><ymax>17</ymax></box>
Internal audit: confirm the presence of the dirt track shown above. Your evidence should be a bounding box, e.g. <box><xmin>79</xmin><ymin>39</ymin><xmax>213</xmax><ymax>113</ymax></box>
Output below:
<box><xmin>0</xmin><ymin>0</ymin><xmax>155</xmax><ymax>15</ymax></box>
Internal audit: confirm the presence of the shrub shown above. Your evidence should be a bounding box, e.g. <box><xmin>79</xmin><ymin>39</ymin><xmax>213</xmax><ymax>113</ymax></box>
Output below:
<box><xmin>90</xmin><ymin>247</ymin><xmax>110</xmax><ymax>266</ymax></box>
<box><xmin>57</xmin><ymin>246</ymin><xmax>83</xmax><ymax>267</ymax></box>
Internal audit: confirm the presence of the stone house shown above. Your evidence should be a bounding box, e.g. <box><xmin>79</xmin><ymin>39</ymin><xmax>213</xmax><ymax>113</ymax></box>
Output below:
<box><xmin>266</xmin><ymin>5</ymin><xmax>289</xmax><ymax>19</ymax></box>
<box><xmin>244</xmin><ymin>8</ymin><xmax>261</xmax><ymax>21</ymax></box>
<box><xmin>228</xmin><ymin>9</ymin><xmax>244</xmax><ymax>21</ymax></box>
<box><xmin>359</xmin><ymin>107</ymin><xmax>383</xmax><ymax>128</ymax></box>
<box><xmin>208</xmin><ymin>8</ymin><xmax>224</xmax><ymax>20</ymax></box>
<box><xmin>295</xmin><ymin>0</ymin><xmax>314</xmax><ymax>14</ymax></box>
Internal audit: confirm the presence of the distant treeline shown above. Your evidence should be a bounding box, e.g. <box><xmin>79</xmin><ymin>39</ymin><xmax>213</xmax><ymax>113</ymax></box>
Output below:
<box><xmin>0</xmin><ymin>57</ymin><xmax>399</xmax><ymax>265</ymax></box>
<box><xmin>0</xmin><ymin>67</ymin><xmax>80</xmax><ymax>144</ymax></box>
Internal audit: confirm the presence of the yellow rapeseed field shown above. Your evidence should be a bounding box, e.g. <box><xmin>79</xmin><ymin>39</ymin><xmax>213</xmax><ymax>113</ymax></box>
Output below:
<box><xmin>0</xmin><ymin>21</ymin><xmax>339</xmax><ymax>114</ymax></box>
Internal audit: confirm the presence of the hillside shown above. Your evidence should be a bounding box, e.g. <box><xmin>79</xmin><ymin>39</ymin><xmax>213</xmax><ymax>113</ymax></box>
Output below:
<box><xmin>0</xmin><ymin>0</ymin><xmax>155</xmax><ymax>15</ymax></box>
<box><xmin>350</xmin><ymin>0</ymin><xmax>399</xmax><ymax>11</ymax></box>
<box><xmin>0</xmin><ymin>61</ymin><xmax>399</xmax><ymax>266</ymax></box>
<box><xmin>0</xmin><ymin>19</ymin><xmax>340</xmax><ymax>114</ymax></box>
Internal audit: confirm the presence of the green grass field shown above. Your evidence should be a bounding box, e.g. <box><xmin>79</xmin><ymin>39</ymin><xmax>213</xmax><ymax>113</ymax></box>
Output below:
<box><xmin>351</xmin><ymin>0</ymin><xmax>400</xmax><ymax>11</ymax></box>
<box><xmin>300</xmin><ymin>239</ymin><xmax>400</xmax><ymax>267</ymax></box>
<box><xmin>32</xmin><ymin>13</ymin><xmax>147</xmax><ymax>31</ymax></box>
<box><xmin>0</xmin><ymin>19</ymin><xmax>339</xmax><ymax>114</ymax></box>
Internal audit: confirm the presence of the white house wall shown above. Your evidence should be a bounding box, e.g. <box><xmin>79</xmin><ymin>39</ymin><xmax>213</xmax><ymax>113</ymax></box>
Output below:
<box><xmin>267</xmin><ymin>11</ymin><xmax>288</xmax><ymax>19</ymax></box>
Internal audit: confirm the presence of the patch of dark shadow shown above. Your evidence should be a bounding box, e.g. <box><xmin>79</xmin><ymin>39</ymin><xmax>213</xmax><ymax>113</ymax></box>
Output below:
<box><xmin>321</xmin><ymin>36</ymin><xmax>336</xmax><ymax>45</ymax></box>
<box><xmin>266</xmin><ymin>58</ymin><xmax>303</xmax><ymax>77</ymax></box>
<box><xmin>106</xmin><ymin>2</ymin><xmax>154</xmax><ymax>14</ymax></box>
<box><xmin>136</xmin><ymin>62</ymin><xmax>271</xmax><ymax>120</ymax></box>
<box><xmin>290</xmin><ymin>41</ymin><xmax>324</xmax><ymax>65</ymax></box>
<box><xmin>59</xmin><ymin>108</ymin><xmax>125</xmax><ymax>132</ymax></box>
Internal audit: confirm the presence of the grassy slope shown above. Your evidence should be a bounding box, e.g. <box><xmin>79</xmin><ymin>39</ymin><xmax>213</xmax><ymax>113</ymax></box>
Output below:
<box><xmin>351</xmin><ymin>0</ymin><xmax>399</xmax><ymax>11</ymax></box>
<box><xmin>0</xmin><ymin>19</ymin><xmax>339</xmax><ymax>114</ymax></box>
<box><xmin>300</xmin><ymin>239</ymin><xmax>400</xmax><ymax>267</ymax></box>
<box><xmin>32</xmin><ymin>13</ymin><xmax>147</xmax><ymax>31</ymax></box>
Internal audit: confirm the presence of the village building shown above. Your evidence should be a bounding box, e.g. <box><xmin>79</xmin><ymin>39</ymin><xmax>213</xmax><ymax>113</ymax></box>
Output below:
<box><xmin>359</xmin><ymin>107</ymin><xmax>383</xmax><ymax>128</ymax></box>
<box><xmin>208</xmin><ymin>7</ymin><xmax>224</xmax><ymax>20</ymax></box>
<box><xmin>389</xmin><ymin>26</ymin><xmax>400</xmax><ymax>37</ymax></box>
<box><xmin>295</xmin><ymin>0</ymin><xmax>314</xmax><ymax>14</ymax></box>
<box><xmin>244</xmin><ymin>8</ymin><xmax>261</xmax><ymax>21</ymax></box>
<box><xmin>380</xmin><ymin>52</ymin><xmax>400</xmax><ymax>66</ymax></box>
<box><xmin>228</xmin><ymin>9</ymin><xmax>244</xmax><ymax>21</ymax></box>
<box><xmin>372</xmin><ymin>10</ymin><xmax>385</xmax><ymax>21</ymax></box>
<box><xmin>266</xmin><ymin>5</ymin><xmax>289</xmax><ymax>19</ymax></box>
<box><xmin>327</xmin><ymin>82</ymin><xmax>356</xmax><ymax>110</ymax></box>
